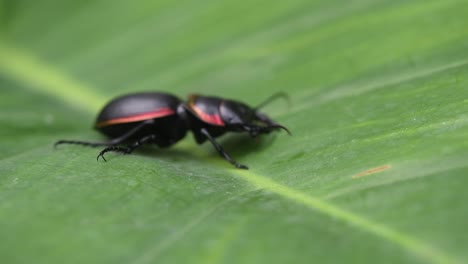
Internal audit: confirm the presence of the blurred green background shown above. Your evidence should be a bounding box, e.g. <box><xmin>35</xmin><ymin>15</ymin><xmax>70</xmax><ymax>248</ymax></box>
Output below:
<box><xmin>1</xmin><ymin>0</ymin><xmax>467</xmax><ymax>263</ymax></box>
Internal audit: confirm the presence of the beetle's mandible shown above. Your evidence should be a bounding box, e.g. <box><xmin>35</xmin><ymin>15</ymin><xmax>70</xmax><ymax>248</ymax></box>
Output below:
<box><xmin>55</xmin><ymin>92</ymin><xmax>290</xmax><ymax>169</ymax></box>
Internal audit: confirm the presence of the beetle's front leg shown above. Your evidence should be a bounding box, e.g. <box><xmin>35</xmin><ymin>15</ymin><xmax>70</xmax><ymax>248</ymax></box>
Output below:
<box><xmin>200</xmin><ymin>128</ymin><xmax>248</xmax><ymax>169</ymax></box>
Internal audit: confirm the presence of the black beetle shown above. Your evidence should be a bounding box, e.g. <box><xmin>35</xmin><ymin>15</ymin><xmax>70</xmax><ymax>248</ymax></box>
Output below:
<box><xmin>55</xmin><ymin>92</ymin><xmax>290</xmax><ymax>169</ymax></box>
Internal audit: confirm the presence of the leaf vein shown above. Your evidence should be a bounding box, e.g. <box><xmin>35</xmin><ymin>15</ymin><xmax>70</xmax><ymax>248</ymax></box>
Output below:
<box><xmin>233</xmin><ymin>170</ymin><xmax>460</xmax><ymax>264</ymax></box>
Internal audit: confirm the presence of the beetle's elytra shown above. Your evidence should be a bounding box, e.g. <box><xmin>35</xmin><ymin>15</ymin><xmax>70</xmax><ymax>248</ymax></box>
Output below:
<box><xmin>55</xmin><ymin>92</ymin><xmax>290</xmax><ymax>169</ymax></box>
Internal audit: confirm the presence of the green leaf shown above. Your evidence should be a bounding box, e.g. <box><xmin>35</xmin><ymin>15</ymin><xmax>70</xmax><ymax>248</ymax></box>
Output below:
<box><xmin>1</xmin><ymin>0</ymin><xmax>467</xmax><ymax>263</ymax></box>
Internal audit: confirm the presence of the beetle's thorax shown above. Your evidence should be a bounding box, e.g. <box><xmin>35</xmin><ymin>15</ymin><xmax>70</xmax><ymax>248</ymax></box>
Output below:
<box><xmin>177</xmin><ymin>103</ymin><xmax>192</xmax><ymax>130</ymax></box>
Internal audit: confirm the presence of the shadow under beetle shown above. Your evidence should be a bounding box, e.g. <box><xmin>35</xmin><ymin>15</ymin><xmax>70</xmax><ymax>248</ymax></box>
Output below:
<box><xmin>55</xmin><ymin>92</ymin><xmax>290</xmax><ymax>169</ymax></box>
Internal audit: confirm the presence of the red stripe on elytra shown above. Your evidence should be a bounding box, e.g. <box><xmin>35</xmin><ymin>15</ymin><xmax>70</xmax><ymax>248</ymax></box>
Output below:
<box><xmin>191</xmin><ymin>105</ymin><xmax>225</xmax><ymax>126</ymax></box>
<box><xmin>95</xmin><ymin>108</ymin><xmax>175</xmax><ymax>127</ymax></box>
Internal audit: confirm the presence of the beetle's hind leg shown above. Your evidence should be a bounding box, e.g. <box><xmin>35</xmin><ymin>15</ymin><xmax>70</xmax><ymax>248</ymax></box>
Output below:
<box><xmin>54</xmin><ymin>139</ymin><xmax>113</xmax><ymax>148</ymax></box>
<box><xmin>97</xmin><ymin>134</ymin><xmax>157</xmax><ymax>161</ymax></box>
<box><xmin>55</xmin><ymin>120</ymin><xmax>155</xmax><ymax>149</ymax></box>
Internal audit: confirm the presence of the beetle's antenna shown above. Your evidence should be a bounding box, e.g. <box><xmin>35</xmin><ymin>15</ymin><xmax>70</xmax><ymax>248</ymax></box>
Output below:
<box><xmin>255</xmin><ymin>92</ymin><xmax>290</xmax><ymax>110</ymax></box>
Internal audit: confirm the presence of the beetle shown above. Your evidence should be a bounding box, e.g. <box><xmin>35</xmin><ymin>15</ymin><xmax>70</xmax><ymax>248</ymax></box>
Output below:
<box><xmin>55</xmin><ymin>92</ymin><xmax>290</xmax><ymax>169</ymax></box>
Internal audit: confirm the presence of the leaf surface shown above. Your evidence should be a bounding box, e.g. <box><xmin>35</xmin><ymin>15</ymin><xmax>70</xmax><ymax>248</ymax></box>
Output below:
<box><xmin>1</xmin><ymin>1</ymin><xmax>467</xmax><ymax>263</ymax></box>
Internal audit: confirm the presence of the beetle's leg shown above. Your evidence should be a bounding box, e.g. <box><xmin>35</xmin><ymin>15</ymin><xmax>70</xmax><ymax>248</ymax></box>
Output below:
<box><xmin>54</xmin><ymin>140</ymin><xmax>106</xmax><ymax>148</ymax></box>
<box><xmin>55</xmin><ymin>120</ymin><xmax>154</xmax><ymax>148</ymax></box>
<box><xmin>97</xmin><ymin>134</ymin><xmax>157</xmax><ymax>161</ymax></box>
<box><xmin>200</xmin><ymin>128</ymin><xmax>248</xmax><ymax>169</ymax></box>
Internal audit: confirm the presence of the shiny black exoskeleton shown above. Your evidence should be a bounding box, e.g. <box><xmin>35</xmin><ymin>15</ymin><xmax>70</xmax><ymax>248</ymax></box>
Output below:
<box><xmin>55</xmin><ymin>92</ymin><xmax>290</xmax><ymax>169</ymax></box>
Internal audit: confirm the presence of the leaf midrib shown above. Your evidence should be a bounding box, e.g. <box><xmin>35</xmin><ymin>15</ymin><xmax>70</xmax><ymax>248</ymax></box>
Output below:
<box><xmin>0</xmin><ymin>42</ymin><xmax>461</xmax><ymax>264</ymax></box>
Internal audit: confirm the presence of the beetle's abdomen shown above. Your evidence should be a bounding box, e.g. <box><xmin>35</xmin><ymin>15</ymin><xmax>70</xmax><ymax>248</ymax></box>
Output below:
<box><xmin>95</xmin><ymin>92</ymin><xmax>182</xmax><ymax>128</ymax></box>
<box><xmin>97</xmin><ymin>115</ymin><xmax>187</xmax><ymax>145</ymax></box>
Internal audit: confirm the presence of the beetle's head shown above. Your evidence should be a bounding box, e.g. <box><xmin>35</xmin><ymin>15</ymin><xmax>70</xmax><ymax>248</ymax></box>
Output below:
<box><xmin>253</xmin><ymin>110</ymin><xmax>291</xmax><ymax>135</ymax></box>
<box><xmin>253</xmin><ymin>92</ymin><xmax>291</xmax><ymax>135</ymax></box>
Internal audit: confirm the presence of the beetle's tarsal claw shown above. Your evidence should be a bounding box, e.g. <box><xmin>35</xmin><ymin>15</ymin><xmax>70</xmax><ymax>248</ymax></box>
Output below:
<box><xmin>97</xmin><ymin>154</ymin><xmax>106</xmax><ymax>162</ymax></box>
